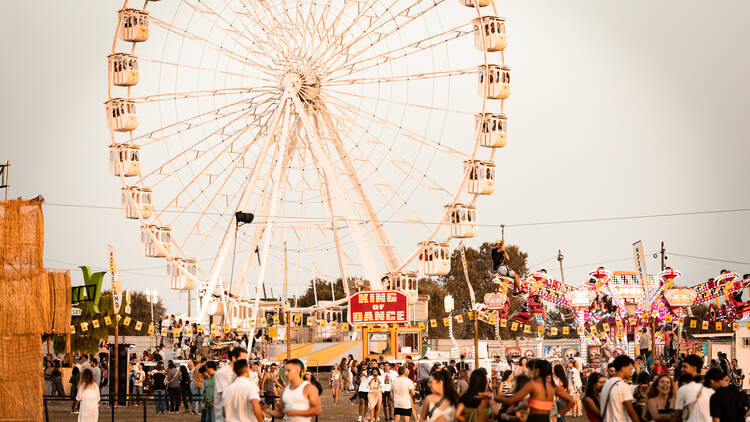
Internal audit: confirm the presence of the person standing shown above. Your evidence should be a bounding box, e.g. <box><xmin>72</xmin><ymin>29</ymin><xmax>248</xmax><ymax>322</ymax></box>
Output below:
<box><xmin>566</xmin><ymin>359</ymin><xmax>583</xmax><ymax>418</ymax></box>
<box><xmin>74</xmin><ymin>369</ymin><xmax>100</xmax><ymax>422</ymax></box>
<box><xmin>419</xmin><ymin>371</ymin><xmax>458</xmax><ymax>422</ymax></box>
<box><xmin>69</xmin><ymin>366</ymin><xmax>81</xmax><ymax>414</ymax></box>
<box><xmin>223</xmin><ymin>359</ymin><xmax>264</xmax><ymax>422</ymax></box>
<box><xmin>674</xmin><ymin>354</ymin><xmax>710</xmax><ymax>422</ymax></box>
<box><xmin>152</xmin><ymin>361</ymin><xmax>168</xmax><ymax>414</ymax></box>
<box><xmin>638</xmin><ymin>328</ymin><xmax>650</xmax><ymax>359</ymax></box>
<box><xmin>215</xmin><ymin>347</ymin><xmax>247</xmax><ymax>422</ymax></box>
<box><xmin>707</xmin><ymin>368</ymin><xmax>747</xmax><ymax>422</ymax></box>
<box><xmin>392</xmin><ymin>366</ymin><xmax>416</xmax><ymax>422</ymax></box>
<box><xmin>644</xmin><ymin>374</ymin><xmax>675</xmax><ymax>422</ymax></box>
<box><xmin>180</xmin><ymin>364</ymin><xmax>192</xmax><ymax>413</ymax></box>
<box><xmin>583</xmin><ymin>372</ymin><xmax>605</xmax><ymax>422</ymax></box>
<box><xmin>330</xmin><ymin>363</ymin><xmax>341</xmax><ymax>404</ymax></box>
<box><xmin>202</xmin><ymin>361</ymin><xmax>218</xmax><ymax>422</ymax></box>
<box><xmin>132</xmin><ymin>363</ymin><xmax>145</xmax><ymax>406</ymax></box>
<box><xmin>166</xmin><ymin>361</ymin><xmax>182</xmax><ymax>413</ymax></box>
<box><xmin>262</xmin><ymin>364</ymin><xmax>279</xmax><ymax>409</ymax></box>
<box><xmin>356</xmin><ymin>366</ymin><xmax>371</xmax><ymax>422</ymax></box>
<box><xmin>266</xmin><ymin>359</ymin><xmax>322</xmax><ymax>422</ymax></box>
<box><xmin>598</xmin><ymin>355</ymin><xmax>640</xmax><ymax>422</ymax></box>
<box><xmin>367</xmin><ymin>368</ymin><xmax>383</xmax><ymax>422</ymax></box>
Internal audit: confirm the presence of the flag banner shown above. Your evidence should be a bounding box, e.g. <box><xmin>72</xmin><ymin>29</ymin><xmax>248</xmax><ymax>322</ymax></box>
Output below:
<box><xmin>92</xmin><ymin>319</ymin><xmax>100</xmax><ymax>329</ymax></box>
<box><xmin>161</xmin><ymin>327</ymin><xmax>168</xmax><ymax>336</ymax></box>
<box><xmin>690</xmin><ymin>320</ymin><xmax>697</xmax><ymax>328</ymax></box>
<box><xmin>430</xmin><ymin>319</ymin><xmax>437</xmax><ymax>328</ymax></box>
<box><xmin>122</xmin><ymin>316</ymin><xmax>131</xmax><ymax>326</ymax></box>
<box><xmin>511</xmin><ymin>322</ymin><xmax>518</xmax><ymax>331</ymax></box>
<box><xmin>562</xmin><ymin>326</ymin><xmax>569</xmax><ymax>335</ymax></box>
<box><xmin>443</xmin><ymin>317</ymin><xmax>451</xmax><ymax>327</ymax></box>
<box><xmin>500</xmin><ymin>319</ymin><xmax>507</xmax><ymax>328</ymax></box>
<box><xmin>523</xmin><ymin>325</ymin><xmax>531</xmax><ymax>333</ymax></box>
<box><xmin>342</xmin><ymin>322</ymin><xmax>349</xmax><ymax>331</ymax></box>
<box><xmin>537</xmin><ymin>326</ymin><xmax>544</xmax><ymax>335</ymax></box>
<box><xmin>107</xmin><ymin>245</ymin><xmax>123</xmax><ymax>314</ymax></box>
<box><xmin>104</xmin><ymin>316</ymin><xmax>112</xmax><ymax>326</ymax></box>
<box><xmin>701</xmin><ymin>321</ymin><xmax>709</xmax><ymax>330</ymax></box>
<box><xmin>551</xmin><ymin>327</ymin><xmax>558</xmax><ymax>335</ymax></box>
<box><xmin>135</xmin><ymin>321</ymin><xmax>143</xmax><ymax>331</ymax></box>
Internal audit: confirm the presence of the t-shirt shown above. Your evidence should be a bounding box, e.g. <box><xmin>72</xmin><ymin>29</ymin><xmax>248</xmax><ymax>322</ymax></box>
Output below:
<box><xmin>675</xmin><ymin>382</ymin><xmax>713</xmax><ymax>422</ymax></box>
<box><xmin>599</xmin><ymin>377</ymin><xmax>634</xmax><ymax>422</ymax></box>
<box><xmin>358</xmin><ymin>374</ymin><xmax>370</xmax><ymax>392</ymax></box>
<box><xmin>392</xmin><ymin>377</ymin><xmax>415</xmax><ymax>409</ymax></box>
<box><xmin>709</xmin><ymin>386</ymin><xmax>744</xmax><ymax>422</ymax></box>
<box><xmin>133</xmin><ymin>369</ymin><xmax>145</xmax><ymax>387</ymax></box>
<box><xmin>223</xmin><ymin>377</ymin><xmax>261</xmax><ymax>422</ymax></box>
<box><xmin>152</xmin><ymin>371</ymin><xmax>167</xmax><ymax>390</ymax></box>
<box><xmin>214</xmin><ymin>364</ymin><xmax>237</xmax><ymax>422</ymax></box>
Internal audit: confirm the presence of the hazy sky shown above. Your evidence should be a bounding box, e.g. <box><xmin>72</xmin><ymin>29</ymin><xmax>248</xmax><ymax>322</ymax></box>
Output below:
<box><xmin>2</xmin><ymin>1</ymin><xmax>749</xmax><ymax>316</ymax></box>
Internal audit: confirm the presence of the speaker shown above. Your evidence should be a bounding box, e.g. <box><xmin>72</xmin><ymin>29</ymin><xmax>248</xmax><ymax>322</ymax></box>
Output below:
<box><xmin>108</xmin><ymin>343</ymin><xmax>133</xmax><ymax>405</ymax></box>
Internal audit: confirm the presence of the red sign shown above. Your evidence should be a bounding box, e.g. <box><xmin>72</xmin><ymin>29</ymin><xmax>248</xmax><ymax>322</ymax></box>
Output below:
<box><xmin>349</xmin><ymin>290</ymin><xmax>408</xmax><ymax>325</ymax></box>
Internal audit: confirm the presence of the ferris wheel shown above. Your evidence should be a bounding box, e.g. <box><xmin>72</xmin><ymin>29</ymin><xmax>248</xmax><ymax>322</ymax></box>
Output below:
<box><xmin>106</xmin><ymin>0</ymin><xmax>511</xmax><ymax>326</ymax></box>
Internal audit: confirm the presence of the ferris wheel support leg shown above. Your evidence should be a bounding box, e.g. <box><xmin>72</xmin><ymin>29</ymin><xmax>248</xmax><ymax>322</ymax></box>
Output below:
<box><xmin>316</xmin><ymin>105</ymin><xmax>400</xmax><ymax>273</ymax></box>
<box><xmin>196</xmin><ymin>97</ymin><xmax>289</xmax><ymax>324</ymax></box>
<box><xmin>291</xmin><ymin>95</ymin><xmax>382</xmax><ymax>288</ymax></box>
<box><xmin>232</xmin><ymin>119</ymin><xmax>302</xmax><ymax>298</ymax></box>
<box><xmin>249</xmin><ymin>97</ymin><xmax>295</xmax><ymax>335</ymax></box>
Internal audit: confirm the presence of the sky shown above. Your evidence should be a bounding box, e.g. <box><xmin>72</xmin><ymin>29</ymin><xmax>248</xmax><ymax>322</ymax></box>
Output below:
<box><xmin>1</xmin><ymin>0</ymin><xmax>749</xmax><ymax>316</ymax></box>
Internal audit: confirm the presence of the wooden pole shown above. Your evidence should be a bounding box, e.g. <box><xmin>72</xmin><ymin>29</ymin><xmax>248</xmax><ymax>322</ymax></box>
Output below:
<box><xmin>114</xmin><ymin>313</ymin><xmax>119</xmax><ymax>407</ymax></box>
<box><xmin>473</xmin><ymin>310</ymin><xmax>479</xmax><ymax>370</ymax></box>
<box><xmin>286</xmin><ymin>310</ymin><xmax>291</xmax><ymax>360</ymax></box>
<box><xmin>653</xmin><ymin>241</ymin><xmax>666</xmax><ymax>359</ymax></box>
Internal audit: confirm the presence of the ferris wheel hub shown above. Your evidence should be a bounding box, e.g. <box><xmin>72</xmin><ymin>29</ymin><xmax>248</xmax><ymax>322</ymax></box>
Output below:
<box><xmin>280</xmin><ymin>69</ymin><xmax>320</xmax><ymax>103</ymax></box>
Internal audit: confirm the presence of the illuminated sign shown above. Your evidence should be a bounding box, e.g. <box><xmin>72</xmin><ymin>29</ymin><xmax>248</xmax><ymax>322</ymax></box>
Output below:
<box><xmin>349</xmin><ymin>290</ymin><xmax>408</xmax><ymax>325</ymax></box>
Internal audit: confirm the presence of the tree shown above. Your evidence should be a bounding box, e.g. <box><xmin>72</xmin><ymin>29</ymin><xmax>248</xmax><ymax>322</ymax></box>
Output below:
<box><xmin>296</xmin><ymin>278</ymin><xmax>348</xmax><ymax>308</ymax></box>
<box><xmin>421</xmin><ymin>241</ymin><xmax>534</xmax><ymax>340</ymax></box>
<box><xmin>54</xmin><ymin>290</ymin><xmax>166</xmax><ymax>354</ymax></box>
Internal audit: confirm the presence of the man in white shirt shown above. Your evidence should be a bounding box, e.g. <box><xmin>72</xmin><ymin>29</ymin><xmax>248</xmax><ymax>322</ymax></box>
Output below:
<box><xmin>357</xmin><ymin>367</ymin><xmax>371</xmax><ymax>422</ymax></box>
<box><xmin>215</xmin><ymin>347</ymin><xmax>247</xmax><ymax>422</ymax></box>
<box><xmin>391</xmin><ymin>366</ymin><xmax>415</xmax><ymax>422</ymax></box>
<box><xmin>223</xmin><ymin>359</ymin><xmax>263</xmax><ymax>422</ymax></box>
<box><xmin>675</xmin><ymin>354</ymin><xmax>713</xmax><ymax>422</ymax></box>
<box><xmin>599</xmin><ymin>355</ymin><xmax>640</xmax><ymax>422</ymax></box>
<box><xmin>381</xmin><ymin>363</ymin><xmax>396</xmax><ymax>422</ymax></box>
<box><xmin>161</xmin><ymin>317</ymin><xmax>171</xmax><ymax>345</ymax></box>
<box><xmin>248</xmin><ymin>360</ymin><xmax>260</xmax><ymax>388</ymax></box>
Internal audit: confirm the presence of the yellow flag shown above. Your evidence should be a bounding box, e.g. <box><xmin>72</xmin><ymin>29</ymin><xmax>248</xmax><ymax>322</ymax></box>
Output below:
<box><xmin>716</xmin><ymin>322</ymin><xmax>722</xmax><ymax>330</ymax></box>
<box><xmin>342</xmin><ymin>322</ymin><xmax>349</xmax><ymax>331</ymax></box>
<box><xmin>456</xmin><ymin>315</ymin><xmax>464</xmax><ymax>324</ymax></box>
<box><xmin>665</xmin><ymin>314</ymin><xmax>673</xmax><ymax>323</ymax></box>
<box><xmin>331</xmin><ymin>321</ymin><xmax>338</xmax><ymax>329</ymax></box>
<box><xmin>71</xmin><ymin>325</ymin><xmax>76</xmax><ymax>334</ymax></box>
<box><xmin>537</xmin><ymin>326</ymin><xmax>544</xmax><ymax>335</ymax></box>
<box><xmin>161</xmin><ymin>327</ymin><xmax>168</xmax><ymax>336</ymax></box>
<box><xmin>701</xmin><ymin>321</ymin><xmax>709</xmax><ymax>330</ymax></box>
<box><xmin>293</xmin><ymin>314</ymin><xmax>301</xmax><ymax>324</ymax></box>
<box><xmin>602</xmin><ymin>323</ymin><xmax>609</xmax><ymax>332</ymax></box>
<box><xmin>628</xmin><ymin>317</ymin><xmax>635</xmax><ymax>326</ymax></box>
<box><xmin>104</xmin><ymin>316</ymin><xmax>112</xmax><ymax>326</ymax></box>
<box><xmin>590</xmin><ymin>326</ymin><xmax>598</xmax><ymax>334</ymax></box>
<box><xmin>615</xmin><ymin>320</ymin><xmax>623</xmax><ymax>329</ymax></box>
<box><xmin>269</xmin><ymin>327</ymin><xmax>277</xmax><ymax>338</ymax></box>
<box><xmin>147</xmin><ymin>324</ymin><xmax>154</xmax><ymax>334</ymax></box>
<box><xmin>417</xmin><ymin>321</ymin><xmax>425</xmax><ymax>330</ymax></box>
<box><xmin>318</xmin><ymin>319</ymin><xmax>326</xmax><ymax>327</ymax></box>
<box><xmin>81</xmin><ymin>322</ymin><xmax>88</xmax><ymax>332</ymax></box>
<box><xmin>733</xmin><ymin>322</ymin><xmax>739</xmax><ymax>331</ymax></box>
<box><xmin>430</xmin><ymin>319</ymin><xmax>437</xmax><ymax>328</ymax></box>
<box><xmin>511</xmin><ymin>322</ymin><xmax>518</xmax><ymax>331</ymax></box>
<box><xmin>443</xmin><ymin>317</ymin><xmax>451</xmax><ymax>327</ymax></box>
<box><xmin>500</xmin><ymin>319</ymin><xmax>507</xmax><ymax>328</ymax></box>
<box><xmin>576</xmin><ymin>326</ymin><xmax>583</xmax><ymax>335</ymax></box>
<box><xmin>690</xmin><ymin>320</ymin><xmax>697</xmax><ymax>328</ymax></box>
<box><xmin>561</xmin><ymin>326</ymin><xmax>568</xmax><ymax>335</ymax></box>
<box><xmin>173</xmin><ymin>327</ymin><xmax>180</xmax><ymax>337</ymax></box>
<box><xmin>272</xmin><ymin>315</ymin><xmax>280</xmax><ymax>325</ymax></box>
<box><xmin>746</xmin><ymin>321</ymin><xmax>750</xmax><ymax>329</ymax></box>
<box><xmin>210</xmin><ymin>325</ymin><xmax>217</xmax><ymax>334</ymax></box>
<box><xmin>467</xmin><ymin>311</ymin><xmax>473</xmax><ymax>320</ymax></box>
<box><xmin>223</xmin><ymin>324</ymin><xmax>230</xmax><ymax>333</ymax></box>
<box><xmin>197</xmin><ymin>324</ymin><xmax>203</xmax><ymax>333</ymax></box>
<box><xmin>488</xmin><ymin>315</ymin><xmax>496</xmax><ymax>324</ymax></box>
<box><xmin>523</xmin><ymin>325</ymin><xmax>531</xmax><ymax>334</ymax></box>
<box><xmin>551</xmin><ymin>327</ymin><xmax>558</xmax><ymax>335</ymax></box>
<box><xmin>306</xmin><ymin>317</ymin><xmax>312</xmax><ymax>326</ymax></box>
<box><xmin>135</xmin><ymin>321</ymin><xmax>143</xmax><ymax>331</ymax></box>
<box><xmin>91</xmin><ymin>319</ymin><xmax>100</xmax><ymax>329</ymax></box>
<box><xmin>678</xmin><ymin>317</ymin><xmax>685</xmax><ymax>325</ymax></box>
<box><xmin>122</xmin><ymin>316</ymin><xmax>131</xmax><ymax>327</ymax></box>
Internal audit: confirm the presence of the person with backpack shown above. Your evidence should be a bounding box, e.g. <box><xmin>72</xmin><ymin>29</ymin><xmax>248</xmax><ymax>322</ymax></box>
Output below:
<box><xmin>598</xmin><ymin>355</ymin><xmax>640</xmax><ymax>422</ymax></box>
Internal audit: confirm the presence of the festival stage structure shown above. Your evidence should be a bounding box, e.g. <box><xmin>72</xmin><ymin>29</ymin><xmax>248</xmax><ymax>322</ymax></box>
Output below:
<box><xmin>104</xmin><ymin>0</ymin><xmax>512</xmax><ymax>339</ymax></box>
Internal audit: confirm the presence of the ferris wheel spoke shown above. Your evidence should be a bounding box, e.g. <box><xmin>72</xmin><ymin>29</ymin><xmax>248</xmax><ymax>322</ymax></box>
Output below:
<box><xmin>140</xmin><ymin>57</ymin><xmax>276</xmax><ymax>83</ymax></box>
<box><xmin>129</xmin><ymin>87</ymin><xmax>276</xmax><ymax>103</ymax></box>
<box><xmin>150</xmin><ymin>16</ymin><xmax>275</xmax><ymax>73</ymax></box>
<box><xmin>132</xmin><ymin>94</ymin><xmax>276</xmax><ymax>147</ymax></box>
<box><xmin>324</xmin><ymin>87</ymin><xmax>473</xmax><ymax>116</ymax></box>
<box><xmin>136</xmin><ymin>99</ymin><xmax>276</xmax><ymax>188</ymax></box>
<box><xmin>323</xmin><ymin>94</ymin><xmax>469</xmax><ymax>159</ymax></box>
<box><xmin>320</xmin><ymin>0</ymin><xmax>448</xmax><ymax>70</ymax></box>
<box><xmin>306</xmin><ymin>0</ymin><xmax>377</xmax><ymax>64</ymax></box>
<box><xmin>316</xmin><ymin>106</ymin><xmax>401</xmax><ymax>271</ymax></box>
<box><xmin>151</xmin><ymin>108</ymin><xmax>275</xmax><ymax>222</ymax></box>
<box><xmin>321</xmin><ymin>67</ymin><xmax>475</xmax><ymax>86</ymax></box>
<box><xmin>326</xmin><ymin>23</ymin><xmax>472</xmax><ymax>79</ymax></box>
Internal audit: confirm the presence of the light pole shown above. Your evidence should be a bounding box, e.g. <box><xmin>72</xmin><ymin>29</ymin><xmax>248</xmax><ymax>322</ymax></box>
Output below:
<box><xmin>146</xmin><ymin>289</ymin><xmax>159</xmax><ymax>346</ymax></box>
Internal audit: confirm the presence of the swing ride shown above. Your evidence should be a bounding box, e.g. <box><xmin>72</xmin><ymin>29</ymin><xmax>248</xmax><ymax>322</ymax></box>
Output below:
<box><xmin>105</xmin><ymin>0</ymin><xmax>511</xmax><ymax>331</ymax></box>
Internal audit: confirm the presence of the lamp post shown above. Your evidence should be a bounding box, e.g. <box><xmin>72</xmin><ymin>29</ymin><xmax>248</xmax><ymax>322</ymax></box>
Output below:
<box><xmin>146</xmin><ymin>289</ymin><xmax>159</xmax><ymax>346</ymax></box>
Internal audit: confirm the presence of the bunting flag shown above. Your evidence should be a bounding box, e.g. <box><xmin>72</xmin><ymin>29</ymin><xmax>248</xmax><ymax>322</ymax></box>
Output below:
<box><xmin>272</xmin><ymin>315</ymin><xmax>280</xmax><ymax>325</ymax></box>
<box><xmin>342</xmin><ymin>322</ymin><xmax>349</xmax><ymax>331</ymax></box>
<box><xmin>551</xmin><ymin>327</ymin><xmax>558</xmax><ymax>336</ymax></box>
<box><xmin>602</xmin><ymin>323</ymin><xmax>609</xmax><ymax>332</ymax></box>
<box><xmin>443</xmin><ymin>317</ymin><xmax>451</xmax><ymax>327</ymax></box>
<box><xmin>417</xmin><ymin>321</ymin><xmax>425</xmax><ymax>330</ymax></box>
<box><xmin>147</xmin><ymin>324</ymin><xmax>153</xmax><ymax>334</ymax></box>
<box><xmin>537</xmin><ymin>326</ymin><xmax>544</xmax><ymax>335</ymax></box>
<box><xmin>510</xmin><ymin>322</ymin><xmax>518</xmax><ymax>331</ymax></box>
<box><xmin>92</xmin><ymin>319</ymin><xmax>100</xmax><ymax>329</ymax></box>
<box><xmin>104</xmin><ymin>316</ymin><xmax>112</xmax><ymax>326</ymax></box>
<box><xmin>701</xmin><ymin>321</ymin><xmax>709</xmax><ymax>330</ymax></box>
<box><xmin>293</xmin><ymin>314</ymin><xmax>301</xmax><ymax>324</ymax></box>
<box><xmin>500</xmin><ymin>319</ymin><xmax>507</xmax><ymax>328</ymax></box>
<box><xmin>122</xmin><ymin>316</ymin><xmax>131</xmax><ymax>327</ymax></box>
<box><xmin>269</xmin><ymin>327</ymin><xmax>277</xmax><ymax>338</ymax></box>
<box><xmin>562</xmin><ymin>327</ymin><xmax>568</xmax><ymax>335</ymax></box>
<box><xmin>134</xmin><ymin>321</ymin><xmax>142</xmax><ymax>331</ymax></box>
<box><xmin>430</xmin><ymin>319</ymin><xmax>438</xmax><ymax>328</ymax></box>
<box><xmin>716</xmin><ymin>322</ymin><xmax>722</xmax><ymax>330</ymax></box>
<box><xmin>161</xmin><ymin>327</ymin><xmax>168</xmax><ymax>336</ymax></box>
<box><xmin>455</xmin><ymin>315</ymin><xmax>464</xmax><ymax>324</ymax></box>
<box><xmin>523</xmin><ymin>325</ymin><xmax>531</xmax><ymax>334</ymax></box>
<box><xmin>690</xmin><ymin>320</ymin><xmax>697</xmax><ymax>328</ymax></box>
